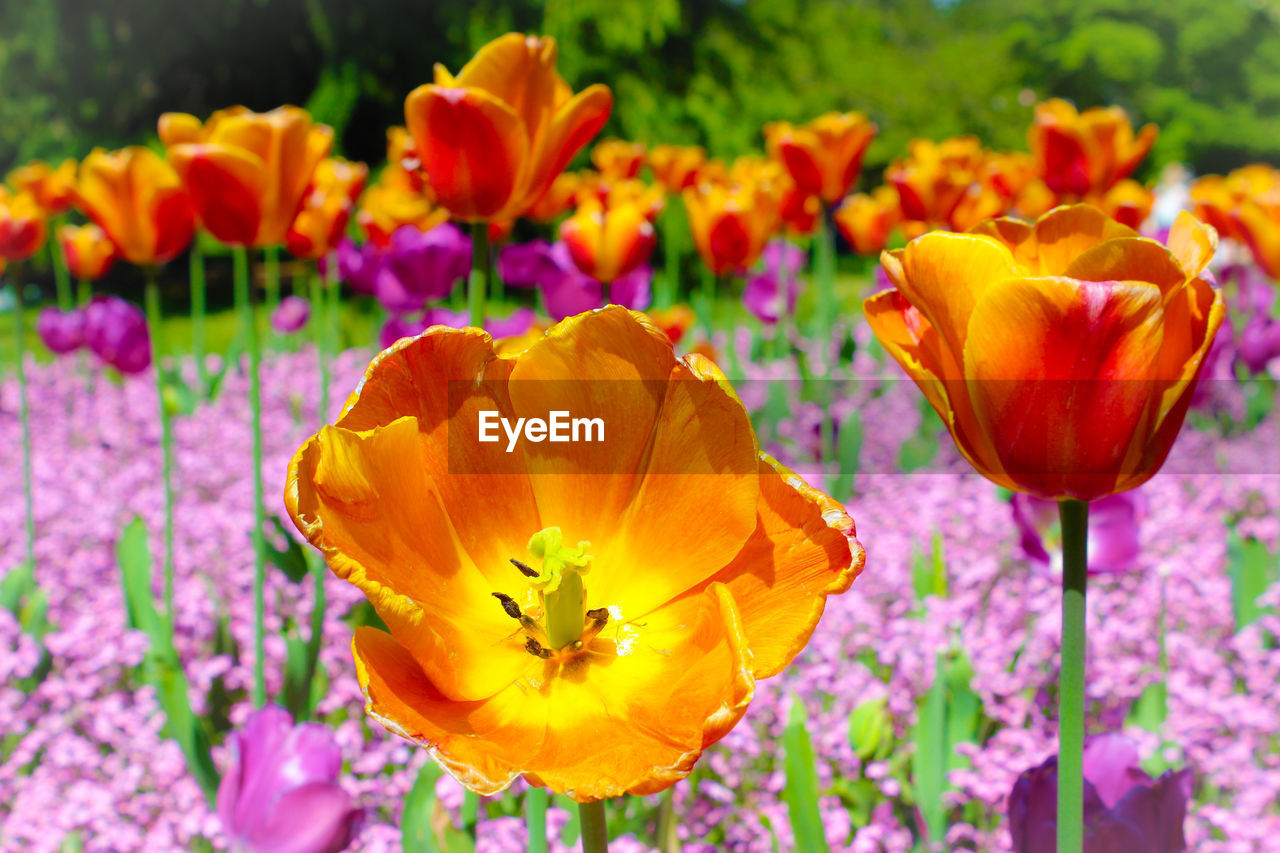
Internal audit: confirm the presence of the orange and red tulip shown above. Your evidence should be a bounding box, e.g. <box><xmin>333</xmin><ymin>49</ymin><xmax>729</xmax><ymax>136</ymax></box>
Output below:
<box><xmin>835</xmin><ymin>187</ymin><xmax>901</xmax><ymax>256</ymax></box>
<box><xmin>1190</xmin><ymin>165</ymin><xmax>1279</xmax><ymax>244</ymax></box>
<box><xmin>163</xmin><ymin>106</ymin><xmax>333</xmax><ymax>247</ymax></box>
<box><xmin>1030</xmin><ymin>99</ymin><xmax>1157</xmax><ymax>199</ymax></box>
<box><xmin>559</xmin><ymin>196</ymin><xmax>657</xmax><ymax>283</ymax></box>
<box><xmin>887</xmin><ymin>136</ymin><xmax>993</xmax><ymax>230</ymax></box>
<box><xmin>683</xmin><ymin>180</ymin><xmax>779</xmax><ymax>275</ymax></box>
<box><xmin>1096</xmin><ymin>179</ymin><xmax>1154</xmax><ymax>230</ymax></box>
<box><xmin>287</xmin><ymin>158</ymin><xmax>369</xmax><ymax>261</ymax></box>
<box><xmin>647</xmin><ymin>145</ymin><xmax>707</xmax><ymax>193</ymax></box>
<box><xmin>525</xmin><ymin>172</ymin><xmax>582</xmax><ymax>222</ymax></box>
<box><xmin>357</xmin><ymin>179</ymin><xmax>450</xmax><ymax>247</ymax></box>
<box><xmin>74</xmin><ymin>147</ymin><xmax>196</xmax><ymax>266</ymax></box>
<box><xmin>58</xmin><ymin>223</ymin><xmax>117</xmax><ymax>281</ymax></box>
<box><xmin>0</xmin><ymin>190</ymin><xmax>48</xmax><ymax>262</ymax></box>
<box><xmin>285</xmin><ymin>306</ymin><xmax>864</xmax><ymax>801</ymax></box>
<box><xmin>778</xmin><ymin>182</ymin><xmax>820</xmax><ymax>237</ymax></box>
<box><xmin>765</xmin><ymin>112</ymin><xmax>877</xmax><ymax>205</ymax></box>
<box><xmin>866</xmin><ymin>205</ymin><xmax>1223</xmax><ymax>502</ymax></box>
<box><xmin>591</xmin><ymin>138</ymin><xmax>645</xmax><ymax>181</ymax></box>
<box><xmin>1233</xmin><ymin>197</ymin><xmax>1280</xmax><ymax>280</ymax></box>
<box><xmin>8</xmin><ymin>159</ymin><xmax>77</xmax><ymax>215</ymax></box>
<box><xmin>404</xmin><ymin>33</ymin><xmax>612</xmax><ymax>222</ymax></box>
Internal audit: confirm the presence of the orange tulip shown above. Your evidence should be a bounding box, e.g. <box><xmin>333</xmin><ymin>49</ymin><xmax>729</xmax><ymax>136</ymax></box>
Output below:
<box><xmin>0</xmin><ymin>190</ymin><xmax>47</xmax><ymax>262</ymax></box>
<box><xmin>559</xmin><ymin>196</ymin><xmax>657</xmax><ymax>283</ymax></box>
<box><xmin>1190</xmin><ymin>165</ymin><xmax>1279</xmax><ymax>244</ymax></box>
<box><xmin>683</xmin><ymin>180</ymin><xmax>779</xmax><ymax>275</ymax></box>
<box><xmin>357</xmin><ymin>181</ymin><xmax>450</xmax><ymax>247</ymax></box>
<box><xmin>887</xmin><ymin>136</ymin><xmax>993</xmax><ymax>230</ymax></box>
<box><xmin>644</xmin><ymin>304</ymin><xmax>697</xmax><ymax>345</ymax></box>
<box><xmin>647</xmin><ymin>145</ymin><xmax>707</xmax><ymax>193</ymax></box>
<box><xmin>285</xmin><ymin>307</ymin><xmax>863</xmax><ymax>800</ymax></box>
<box><xmin>1096</xmin><ymin>179</ymin><xmax>1154</xmax><ymax>230</ymax></box>
<box><xmin>74</xmin><ymin>147</ymin><xmax>196</xmax><ymax>266</ymax></box>
<box><xmin>383</xmin><ymin>126</ymin><xmax>427</xmax><ymax>194</ymax></box>
<box><xmin>1233</xmin><ymin>198</ymin><xmax>1280</xmax><ymax>280</ymax></box>
<box><xmin>835</xmin><ymin>187</ymin><xmax>901</xmax><ymax>256</ymax></box>
<box><xmin>58</xmin><ymin>223</ymin><xmax>117</xmax><ymax>281</ymax></box>
<box><xmin>866</xmin><ymin>205</ymin><xmax>1223</xmax><ymax>502</ymax></box>
<box><xmin>591</xmin><ymin>138</ymin><xmax>645</xmax><ymax>181</ymax></box>
<box><xmin>404</xmin><ymin>33</ymin><xmax>612</xmax><ymax>222</ymax></box>
<box><xmin>765</xmin><ymin>112</ymin><xmax>877</xmax><ymax>205</ymax></box>
<box><xmin>525</xmin><ymin>172</ymin><xmax>582</xmax><ymax>222</ymax></box>
<box><xmin>1030</xmin><ymin>99</ymin><xmax>1157</xmax><ymax>199</ymax></box>
<box><xmin>8</xmin><ymin>159</ymin><xmax>77</xmax><ymax>215</ymax></box>
<box><xmin>778</xmin><ymin>182</ymin><xmax>820</xmax><ymax>237</ymax></box>
<box><xmin>287</xmin><ymin>158</ymin><xmax>369</xmax><ymax>260</ymax></box>
<box><xmin>163</xmin><ymin>106</ymin><xmax>333</xmax><ymax>247</ymax></box>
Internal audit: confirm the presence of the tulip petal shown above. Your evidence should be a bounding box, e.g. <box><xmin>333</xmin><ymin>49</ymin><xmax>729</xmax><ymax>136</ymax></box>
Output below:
<box><xmin>1030</xmin><ymin>204</ymin><xmax>1138</xmax><ymax>275</ymax></box>
<box><xmin>450</xmin><ymin>33</ymin><xmax>561</xmax><ymax>151</ymax></box>
<box><xmin>590</xmin><ymin>354</ymin><xmax>761</xmax><ymax>621</ymax></box>
<box><xmin>964</xmin><ymin>276</ymin><xmax>1166</xmax><ymax>500</ymax></box>
<box><xmin>158</xmin><ymin>112</ymin><xmax>204</xmax><ymax>146</ymax></box>
<box><xmin>519</xmin><ymin>84</ymin><xmax>613</xmax><ymax>216</ymax></box>
<box><xmin>243</xmin><ymin>781</ymin><xmax>360</xmax><ymax>853</ymax></box>
<box><xmin>405</xmin><ymin>84</ymin><xmax>529</xmax><ymax>221</ymax></box>
<box><xmin>523</xmin><ymin>584</ymin><xmax>754</xmax><ymax>801</ymax></box>
<box><xmin>700</xmin><ymin>454</ymin><xmax>864</xmax><ymax>679</ymax></box>
<box><xmin>168</xmin><ymin>143</ymin><xmax>266</xmax><ymax>246</ymax></box>
<box><xmin>353</xmin><ymin>626</ymin><xmax>546</xmax><ymax>796</ymax></box>
<box><xmin>1165</xmin><ymin>210</ymin><xmax>1217</xmax><ymax>280</ymax></box>
<box><xmin>1062</xmin><ymin>238</ymin><xmax>1187</xmax><ymax>295</ymax></box>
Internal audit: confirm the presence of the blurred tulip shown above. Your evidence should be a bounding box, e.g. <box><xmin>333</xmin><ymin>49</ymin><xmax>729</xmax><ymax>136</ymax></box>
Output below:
<box><xmin>1030</xmin><ymin>99</ymin><xmax>1157</xmax><ymax>199</ymax></box>
<box><xmin>778</xmin><ymin>183</ymin><xmax>820</xmax><ymax>237</ymax></box>
<box><xmin>36</xmin><ymin>306</ymin><xmax>85</xmax><ymax>355</ymax></box>
<box><xmin>356</xmin><ymin>180</ymin><xmax>450</xmax><ymax>247</ymax></box>
<box><xmin>541</xmin><ymin>241</ymin><xmax>652</xmax><ymax>319</ymax></box>
<box><xmin>216</xmin><ymin>705</ymin><xmax>361</xmax><ymax>853</ymax></box>
<box><xmin>743</xmin><ymin>239</ymin><xmax>806</xmax><ymax>325</ymax></box>
<box><xmin>164</xmin><ymin>106</ymin><xmax>333</xmax><ymax>247</ymax></box>
<box><xmin>559</xmin><ymin>196</ymin><xmax>657</xmax><ymax>283</ymax></box>
<box><xmin>1098</xmin><ymin>179</ymin><xmax>1155</xmax><ymax>230</ymax></box>
<box><xmin>647</xmin><ymin>144</ymin><xmax>707</xmax><ymax>193</ymax></box>
<box><xmin>404</xmin><ymin>33</ymin><xmax>612</xmax><ymax>222</ymax></box>
<box><xmin>1190</xmin><ymin>165</ymin><xmax>1278</xmax><ymax>243</ymax></box>
<box><xmin>334</xmin><ymin>238</ymin><xmax>379</xmax><ymax>296</ymax></box>
<box><xmin>287</xmin><ymin>158</ymin><xmax>369</xmax><ymax>260</ymax></box>
<box><xmin>1188</xmin><ymin>315</ymin><xmax>1236</xmax><ymax>411</ymax></box>
<box><xmin>644</xmin><ymin>304</ymin><xmax>697</xmax><ymax>344</ymax></box>
<box><xmin>1237</xmin><ymin>316</ymin><xmax>1280</xmax><ymax>375</ymax></box>
<box><xmin>1232</xmin><ymin>197</ymin><xmax>1280</xmax><ymax>281</ymax></box>
<box><xmin>1008</xmin><ymin>733</ymin><xmax>1192</xmax><ymax>853</ymax></box>
<box><xmin>0</xmin><ymin>190</ymin><xmax>48</xmax><ymax>261</ymax></box>
<box><xmin>74</xmin><ymin>147</ymin><xmax>196</xmax><ymax>266</ymax></box>
<box><xmin>835</xmin><ymin>187</ymin><xmax>901</xmax><ymax>256</ymax></box>
<box><xmin>591</xmin><ymin>138</ymin><xmax>645</xmax><ymax>180</ymax></box>
<box><xmin>888</xmin><ymin>136</ymin><xmax>1000</xmax><ymax>231</ymax></box>
<box><xmin>765</xmin><ymin>112</ymin><xmax>877</xmax><ymax>205</ymax></box>
<box><xmin>8</xmin><ymin>159</ymin><xmax>77</xmax><ymax>215</ymax></box>
<box><xmin>58</xmin><ymin>223</ymin><xmax>117</xmax><ymax>281</ymax></box>
<box><xmin>426</xmin><ymin>305</ymin><xmax>537</xmax><ymax>338</ymax></box>
<box><xmin>525</xmin><ymin>172</ymin><xmax>582</xmax><ymax>222</ymax></box>
<box><xmin>271</xmin><ymin>296</ymin><xmax>311</xmax><ymax>335</ymax></box>
<box><xmin>497</xmin><ymin>239</ymin><xmax>560</xmax><ymax>289</ymax></box>
<box><xmin>1011</xmin><ymin>490</ymin><xmax>1147</xmax><ymax>575</ymax></box>
<box><xmin>83</xmin><ymin>295</ymin><xmax>150</xmax><ymax>374</ymax></box>
<box><xmin>866</xmin><ymin>206</ymin><xmax>1224</xmax><ymax>501</ymax></box>
<box><xmin>683</xmin><ymin>180</ymin><xmax>778</xmax><ymax>275</ymax></box>
<box><xmin>383</xmin><ymin>125</ymin><xmax>426</xmax><ymax>193</ymax></box>
<box><xmin>371</xmin><ymin>223</ymin><xmax>472</xmax><ymax>314</ymax></box>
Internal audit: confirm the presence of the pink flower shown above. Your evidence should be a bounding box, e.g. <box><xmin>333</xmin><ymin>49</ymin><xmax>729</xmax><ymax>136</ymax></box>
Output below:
<box><xmin>1011</xmin><ymin>490</ymin><xmax>1146</xmax><ymax>575</ymax></box>
<box><xmin>270</xmin><ymin>296</ymin><xmax>311</xmax><ymax>335</ymax></box>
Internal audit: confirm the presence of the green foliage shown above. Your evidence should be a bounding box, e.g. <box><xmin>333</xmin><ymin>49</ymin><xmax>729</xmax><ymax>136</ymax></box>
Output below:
<box><xmin>782</xmin><ymin>696</ymin><xmax>831</xmax><ymax>853</ymax></box>
<box><xmin>1227</xmin><ymin>529</ymin><xmax>1277</xmax><ymax>630</ymax></box>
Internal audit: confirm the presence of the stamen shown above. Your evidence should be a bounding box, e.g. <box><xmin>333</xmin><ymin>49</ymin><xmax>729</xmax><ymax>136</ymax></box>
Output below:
<box><xmin>492</xmin><ymin>592</ymin><xmax>522</xmax><ymax>620</ymax></box>
<box><xmin>525</xmin><ymin>637</ymin><xmax>553</xmax><ymax>659</ymax></box>
<box><xmin>510</xmin><ymin>558</ymin><xmax>539</xmax><ymax>578</ymax></box>
<box><xmin>585</xmin><ymin>607</ymin><xmax>609</xmax><ymax>629</ymax></box>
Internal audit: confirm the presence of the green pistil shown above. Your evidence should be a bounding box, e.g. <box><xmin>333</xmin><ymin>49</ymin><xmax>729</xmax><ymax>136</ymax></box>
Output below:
<box><xmin>527</xmin><ymin>527</ymin><xmax>593</xmax><ymax>649</ymax></box>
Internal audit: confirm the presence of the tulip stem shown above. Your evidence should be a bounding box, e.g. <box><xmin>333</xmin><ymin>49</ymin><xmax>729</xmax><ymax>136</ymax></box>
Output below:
<box><xmin>190</xmin><ymin>241</ymin><xmax>207</xmax><ymax>396</ymax></box>
<box><xmin>144</xmin><ymin>268</ymin><xmax>177</xmax><ymax>629</ymax></box>
<box><xmin>1058</xmin><ymin>498</ymin><xmax>1089</xmax><ymax>853</ymax></box>
<box><xmin>469</xmin><ymin>222</ymin><xmax>490</xmax><ymax>329</ymax></box>
<box><xmin>525</xmin><ymin>787</ymin><xmax>548</xmax><ymax>853</ymax></box>
<box><xmin>814</xmin><ymin>214</ymin><xmax>837</xmax><ymax>493</ymax></box>
<box><xmin>235</xmin><ymin>247</ymin><xmax>268</xmax><ymax>707</ymax></box>
<box><xmin>660</xmin><ymin>199</ymin><xmax>682</xmax><ymax>308</ymax></box>
<box><xmin>312</xmin><ymin>265</ymin><xmax>330</xmax><ymax>426</ymax></box>
<box><xmin>579</xmin><ymin>800</ymin><xmax>609</xmax><ymax>853</ymax></box>
<box><xmin>10</xmin><ymin>265</ymin><xmax>35</xmax><ymax>571</ymax></box>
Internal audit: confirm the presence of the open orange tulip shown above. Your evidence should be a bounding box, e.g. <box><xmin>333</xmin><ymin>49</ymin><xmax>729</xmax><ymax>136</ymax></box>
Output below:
<box><xmin>8</xmin><ymin>159</ymin><xmax>77</xmax><ymax>215</ymax></box>
<box><xmin>58</xmin><ymin>223</ymin><xmax>117</xmax><ymax>281</ymax></box>
<box><xmin>163</xmin><ymin>106</ymin><xmax>333</xmax><ymax>247</ymax></box>
<box><xmin>285</xmin><ymin>307</ymin><xmax>863</xmax><ymax>801</ymax></box>
<box><xmin>560</xmin><ymin>196</ymin><xmax>658</xmax><ymax>284</ymax></box>
<box><xmin>887</xmin><ymin>136</ymin><xmax>1004</xmax><ymax>231</ymax></box>
<box><xmin>1096</xmin><ymin>179</ymin><xmax>1154</xmax><ymax>230</ymax></box>
<box><xmin>74</xmin><ymin>147</ymin><xmax>196</xmax><ymax>266</ymax></box>
<box><xmin>1190</xmin><ymin>165</ymin><xmax>1278</xmax><ymax>244</ymax></box>
<box><xmin>1234</xmin><ymin>198</ymin><xmax>1280</xmax><ymax>280</ymax></box>
<box><xmin>286</xmin><ymin>158</ymin><xmax>369</xmax><ymax>260</ymax></box>
<box><xmin>683</xmin><ymin>180</ymin><xmax>779</xmax><ymax>275</ymax></box>
<box><xmin>404</xmin><ymin>33</ymin><xmax>612</xmax><ymax>223</ymax></box>
<box><xmin>765</xmin><ymin>112</ymin><xmax>877</xmax><ymax>206</ymax></box>
<box><xmin>647</xmin><ymin>145</ymin><xmax>707</xmax><ymax>193</ymax></box>
<box><xmin>866</xmin><ymin>205</ymin><xmax>1223</xmax><ymax>502</ymax></box>
<box><xmin>0</xmin><ymin>190</ymin><xmax>48</xmax><ymax>262</ymax></box>
<box><xmin>835</xmin><ymin>187</ymin><xmax>901</xmax><ymax>256</ymax></box>
<box><xmin>1030</xmin><ymin>99</ymin><xmax>1157</xmax><ymax>199</ymax></box>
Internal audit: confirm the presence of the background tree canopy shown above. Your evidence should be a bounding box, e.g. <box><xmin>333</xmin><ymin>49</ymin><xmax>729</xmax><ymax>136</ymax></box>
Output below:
<box><xmin>3</xmin><ymin>0</ymin><xmax>1278</xmax><ymax>181</ymax></box>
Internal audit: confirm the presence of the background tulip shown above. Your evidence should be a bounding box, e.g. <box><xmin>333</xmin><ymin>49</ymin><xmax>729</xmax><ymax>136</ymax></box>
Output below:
<box><xmin>1030</xmin><ymin>99</ymin><xmax>1158</xmax><ymax>199</ymax></box>
<box><xmin>286</xmin><ymin>158</ymin><xmax>369</xmax><ymax>260</ymax></box>
<box><xmin>216</xmin><ymin>705</ymin><xmax>361</xmax><ymax>853</ymax></box>
<box><xmin>0</xmin><ymin>190</ymin><xmax>48</xmax><ymax>261</ymax></box>
<box><xmin>270</xmin><ymin>295</ymin><xmax>311</xmax><ymax>335</ymax></box>
<box><xmin>8</xmin><ymin>158</ymin><xmax>77</xmax><ymax>215</ymax></box>
<box><xmin>497</xmin><ymin>239</ymin><xmax>561</xmax><ymax>289</ymax></box>
<box><xmin>1011</xmin><ymin>491</ymin><xmax>1147</xmax><ymax>575</ymax></box>
<box><xmin>647</xmin><ymin>144</ymin><xmax>707</xmax><ymax>193</ymax></box>
<box><xmin>372</xmin><ymin>223</ymin><xmax>471</xmax><ymax>314</ymax></box>
<box><xmin>683</xmin><ymin>180</ymin><xmax>778</xmax><ymax>275</ymax></box>
<box><xmin>58</xmin><ymin>223</ymin><xmax>117</xmax><ymax>281</ymax></box>
<box><xmin>36</xmin><ymin>306</ymin><xmax>85</xmax><ymax>355</ymax></box>
<box><xmin>74</xmin><ymin>147</ymin><xmax>195</xmax><ymax>265</ymax></box>
<box><xmin>559</xmin><ymin>196</ymin><xmax>657</xmax><ymax>283</ymax></box>
<box><xmin>765</xmin><ymin>112</ymin><xmax>877</xmax><ymax>205</ymax></box>
<box><xmin>591</xmin><ymin>138</ymin><xmax>645</xmax><ymax>180</ymax></box>
<box><xmin>82</xmin><ymin>295</ymin><xmax>151</xmax><ymax>374</ymax></box>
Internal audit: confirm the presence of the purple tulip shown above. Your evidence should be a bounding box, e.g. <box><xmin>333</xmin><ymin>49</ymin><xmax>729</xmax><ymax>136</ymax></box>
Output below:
<box><xmin>1189</xmin><ymin>315</ymin><xmax>1235</xmax><ymax>410</ymax></box>
<box><xmin>334</xmin><ymin>238</ymin><xmax>379</xmax><ymax>296</ymax></box>
<box><xmin>541</xmin><ymin>242</ymin><xmax>651</xmax><ymax>321</ymax></box>
<box><xmin>1010</xmin><ymin>490</ymin><xmax>1146</xmax><ymax>575</ymax></box>
<box><xmin>374</xmin><ymin>224</ymin><xmax>472</xmax><ymax>314</ymax></box>
<box><xmin>36</xmin><ymin>306</ymin><xmax>85</xmax><ymax>355</ymax></box>
<box><xmin>379</xmin><ymin>314</ymin><xmax>426</xmax><ymax>350</ymax></box>
<box><xmin>497</xmin><ymin>239</ymin><xmax>560</xmax><ymax>289</ymax></box>
<box><xmin>1236</xmin><ymin>316</ymin><xmax>1280</xmax><ymax>375</ymax></box>
<box><xmin>83</xmin><ymin>296</ymin><xmax>151</xmax><ymax>375</ymax></box>
<box><xmin>743</xmin><ymin>271</ymin><xmax>800</xmax><ymax>324</ymax></box>
<box><xmin>422</xmin><ymin>306</ymin><xmax>537</xmax><ymax>339</ymax></box>
<box><xmin>761</xmin><ymin>238</ymin><xmax>806</xmax><ymax>280</ymax></box>
<box><xmin>270</xmin><ymin>296</ymin><xmax>311</xmax><ymax>335</ymax></box>
<box><xmin>1008</xmin><ymin>733</ymin><xmax>1193</xmax><ymax>853</ymax></box>
<box><xmin>216</xmin><ymin>705</ymin><xmax>361</xmax><ymax>853</ymax></box>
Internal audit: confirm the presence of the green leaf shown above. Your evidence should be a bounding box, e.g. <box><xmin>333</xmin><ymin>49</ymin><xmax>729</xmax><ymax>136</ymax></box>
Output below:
<box><xmin>117</xmin><ymin>516</ymin><xmax>166</xmax><ymax>648</ymax></box>
<box><xmin>944</xmin><ymin>650</ymin><xmax>982</xmax><ymax>774</ymax></box>
<box><xmin>911</xmin><ymin>654</ymin><xmax>948</xmax><ymax>846</ymax></box>
<box><xmin>0</xmin><ymin>560</ymin><xmax>34</xmax><ymax>614</ymax></box>
<box><xmin>265</xmin><ymin>516</ymin><xmax>310</xmax><ymax>584</ymax></box>
<box><xmin>782</xmin><ymin>695</ymin><xmax>830</xmax><ymax>853</ymax></box>
<box><xmin>911</xmin><ymin>529</ymin><xmax>947</xmax><ymax>603</ymax></box>
<box><xmin>1127</xmin><ymin>680</ymin><xmax>1168</xmax><ymax>733</ymax></box>
<box><xmin>1228</xmin><ymin>531</ymin><xmax>1276</xmax><ymax>630</ymax></box>
<box><xmin>402</xmin><ymin>762</ymin><xmax>444</xmax><ymax>853</ymax></box>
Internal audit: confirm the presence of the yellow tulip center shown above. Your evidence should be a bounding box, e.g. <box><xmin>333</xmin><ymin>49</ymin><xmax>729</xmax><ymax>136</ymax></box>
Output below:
<box><xmin>494</xmin><ymin>527</ymin><xmax>610</xmax><ymax>661</ymax></box>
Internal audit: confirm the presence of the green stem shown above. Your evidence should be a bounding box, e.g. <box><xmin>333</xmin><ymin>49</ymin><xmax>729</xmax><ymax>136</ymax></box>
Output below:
<box><xmin>699</xmin><ymin>265</ymin><xmax>716</xmax><ymax>332</ymax></box>
<box><xmin>774</xmin><ymin>252</ymin><xmax>789</xmax><ymax>361</ymax></box>
<box><xmin>301</xmin><ymin>552</ymin><xmax>327</xmax><ymax>719</ymax></box>
<box><xmin>234</xmin><ymin>247</ymin><xmax>268</xmax><ymax>707</ymax></box>
<box><xmin>264</xmin><ymin>245</ymin><xmax>281</xmax><ymax>346</ymax></box>
<box><xmin>469</xmin><ymin>222</ymin><xmax>490</xmax><ymax>328</ymax></box>
<box><xmin>814</xmin><ymin>216</ymin><xmax>837</xmax><ymax>492</ymax></box>
<box><xmin>1058</xmin><ymin>498</ymin><xmax>1089</xmax><ymax>853</ymax></box>
<box><xmin>661</xmin><ymin>199</ymin><xmax>682</xmax><ymax>308</ymax></box>
<box><xmin>10</xmin><ymin>264</ymin><xmax>35</xmax><ymax>570</ymax></box>
<box><xmin>311</xmin><ymin>266</ymin><xmax>331</xmax><ymax>426</ymax></box>
<box><xmin>190</xmin><ymin>242</ymin><xmax>207</xmax><ymax>396</ymax></box>
<box><xmin>50</xmin><ymin>230</ymin><xmax>72</xmax><ymax>311</ymax></box>
<box><xmin>655</xmin><ymin>789</ymin><xmax>679</xmax><ymax>853</ymax></box>
<box><xmin>525</xmin><ymin>787</ymin><xmax>548</xmax><ymax>853</ymax></box>
<box><xmin>579</xmin><ymin>800</ymin><xmax>609</xmax><ymax>853</ymax></box>
<box><xmin>144</xmin><ymin>269</ymin><xmax>177</xmax><ymax>628</ymax></box>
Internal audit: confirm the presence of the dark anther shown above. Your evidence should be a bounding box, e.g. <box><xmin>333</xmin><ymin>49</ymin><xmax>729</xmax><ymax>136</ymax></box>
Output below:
<box><xmin>492</xmin><ymin>592</ymin><xmax>522</xmax><ymax>620</ymax></box>
<box><xmin>585</xmin><ymin>607</ymin><xmax>609</xmax><ymax>628</ymax></box>
<box><xmin>510</xmin><ymin>558</ymin><xmax>539</xmax><ymax>578</ymax></box>
<box><xmin>525</xmin><ymin>637</ymin><xmax>553</xmax><ymax>659</ymax></box>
